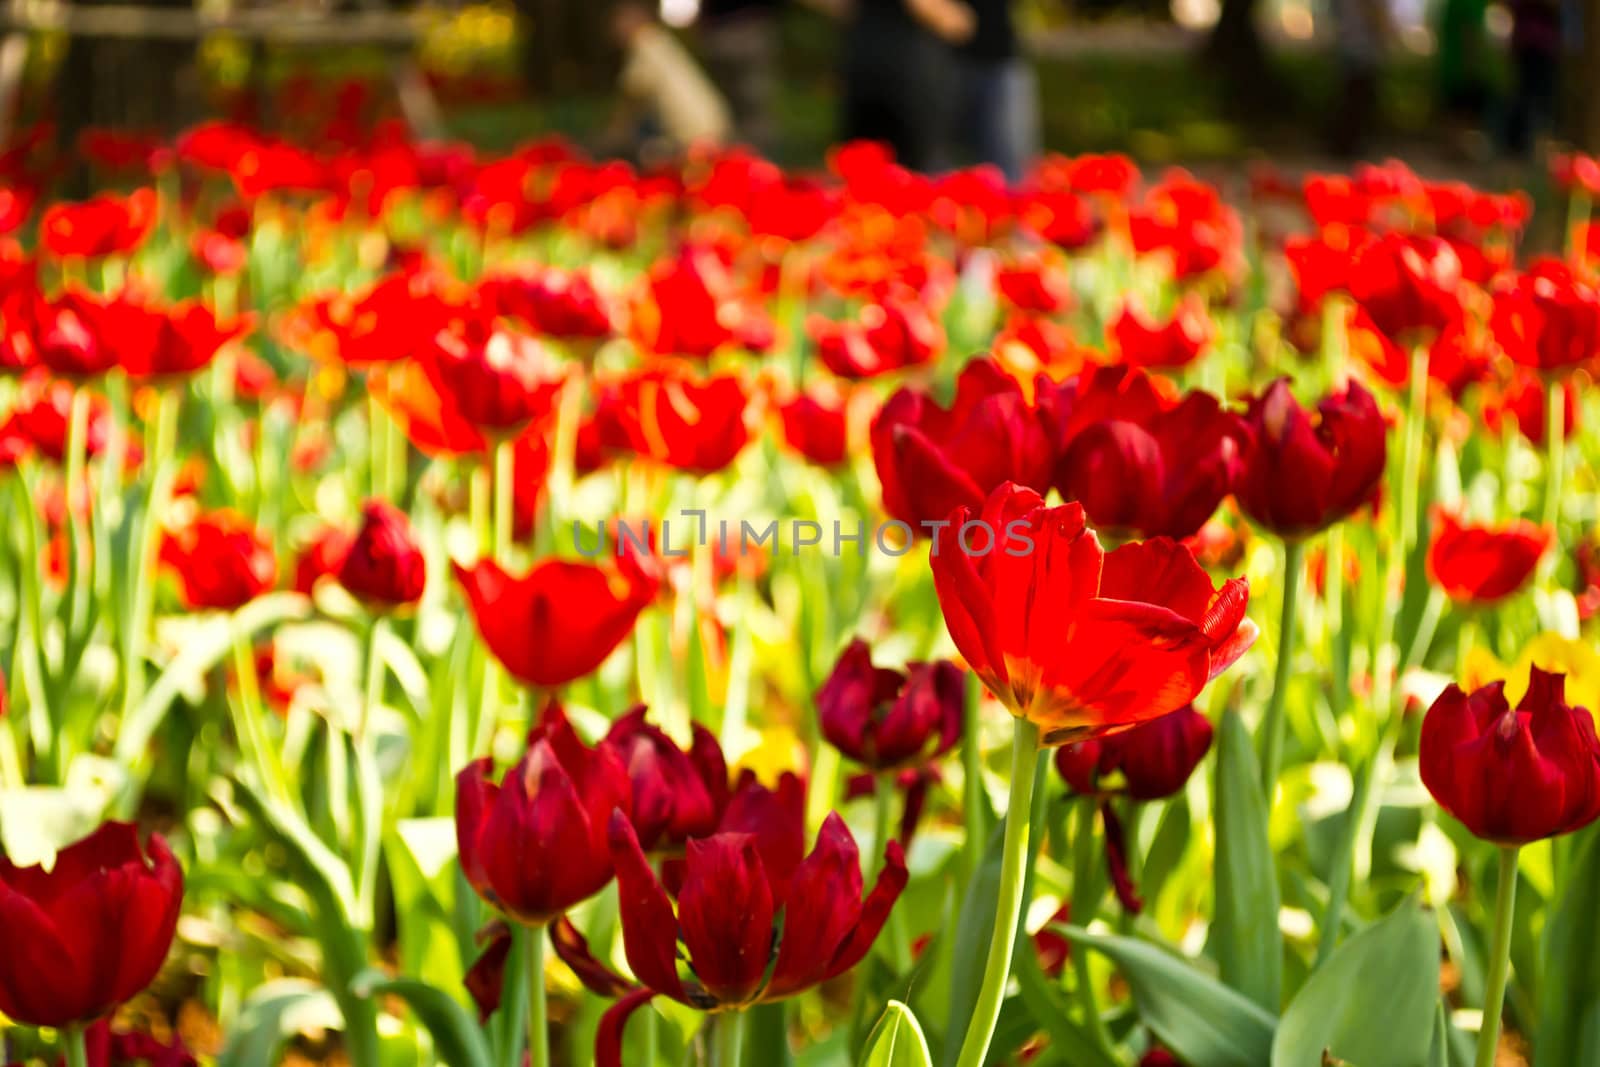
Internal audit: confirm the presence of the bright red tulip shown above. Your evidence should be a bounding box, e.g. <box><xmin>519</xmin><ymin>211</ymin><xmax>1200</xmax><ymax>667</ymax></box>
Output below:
<box><xmin>930</xmin><ymin>484</ymin><xmax>1255</xmax><ymax>744</ymax></box>
<box><xmin>810</xmin><ymin>294</ymin><xmax>944</xmax><ymax>380</ymax></box>
<box><xmin>159</xmin><ymin>510</ymin><xmax>277</xmax><ymax>610</ymax></box>
<box><xmin>596</xmin><ymin>368</ymin><xmax>751</xmax><ymax>473</ymax></box>
<box><xmin>778</xmin><ymin>388</ymin><xmax>850</xmax><ymax>468</ymax></box>
<box><xmin>1232</xmin><ymin>378</ymin><xmax>1387</xmax><ymax>539</ymax></box>
<box><xmin>995</xmin><ymin>254</ymin><xmax>1073</xmax><ymax>314</ymax></box>
<box><xmin>1490</xmin><ymin>258</ymin><xmax>1600</xmax><ymax>372</ymax></box>
<box><xmin>629</xmin><ymin>245</ymin><xmax>774</xmax><ymax>358</ymax></box>
<box><xmin>337</xmin><ymin>500</ymin><xmax>426</xmax><ymax>607</ymax></box>
<box><xmin>1348</xmin><ymin>233</ymin><xmax>1464</xmax><ymax>343</ymax></box>
<box><xmin>871</xmin><ymin>357</ymin><xmax>1054</xmax><ymax>531</ymax></box>
<box><xmin>1111</xmin><ymin>295</ymin><xmax>1214</xmax><ymax>369</ymax></box>
<box><xmin>1420</xmin><ymin>669</ymin><xmax>1600</xmax><ymax>844</ymax></box>
<box><xmin>34</xmin><ymin>289</ymin><xmax>119</xmax><ymax>378</ymax></box>
<box><xmin>1425</xmin><ymin>508</ymin><xmax>1550</xmax><ymax>605</ymax></box>
<box><xmin>40</xmin><ymin>189</ymin><xmax>157</xmax><ymax>259</ymax></box>
<box><xmin>455</xmin><ymin>706</ymin><xmax>632</xmax><ymax>925</ymax></box>
<box><xmin>454</xmin><ymin>554</ymin><xmax>657</xmax><ymax>688</ymax></box>
<box><xmin>0</xmin><ymin>821</ymin><xmax>183</xmax><ymax>1027</ymax></box>
<box><xmin>0</xmin><ymin>375</ymin><xmax>111</xmax><ymax>464</ymax></box>
<box><xmin>114</xmin><ymin>297</ymin><xmax>251</xmax><ymax>380</ymax></box>
<box><xmin>421</xmin><ymin>321</ymin><xmax>566</xmax><ymax>440</ymax></box>
<box><xmin>477</xmin><ymin>268</ymin><xmax>614</xmax><ymax>341</ymax></box>
<box><xmin>818</xmin><ymin>639</ymin><xmax>964</xmax><ymax>772</ymax></box>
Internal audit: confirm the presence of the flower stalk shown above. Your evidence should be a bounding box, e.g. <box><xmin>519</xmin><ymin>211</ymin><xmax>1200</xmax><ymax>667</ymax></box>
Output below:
<box><xmin>1476</xmin><ymin>847</ymin><xmax>1519</xmax><ymax>1067</ymax></box>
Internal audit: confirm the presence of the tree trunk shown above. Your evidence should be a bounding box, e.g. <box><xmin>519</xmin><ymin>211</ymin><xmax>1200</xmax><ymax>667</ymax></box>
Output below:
<box><xmin>1579</xmin><ymin>0</ymin><xmax>1600</xmax><ymax>151</ymax></box>
<box><xmin>1201</xmin><ymin>0</ymin><xmax>1289</xmax><ymax>118</ymax></box>
<box><xmin>516</xmin><ymin>0</ymin><xmax>617</xmax><ymax>96</ymax></box>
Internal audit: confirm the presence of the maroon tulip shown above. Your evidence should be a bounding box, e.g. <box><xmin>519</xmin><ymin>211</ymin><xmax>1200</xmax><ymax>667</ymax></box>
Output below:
<box><xmin>818</xmin><ymin>639</ymin><xmax>963</xmax><ymax>772</ymax></box>
<box><xmin>1233</xmin><ymin>378</ymin><xmax>1388</xmax><ymax>539</ymax></box>
<box><xmin>1420</xmin><ymin>669</ymin><xmax>1600</xmax><ymax>844</ymax></box>
<box><xmin>159</xmin><ymin>510</ymin><xmax>277</xmax><ymax>610</ymax></box>
<box><xmin>872</xmin><ymin>357</ymin><xmax>1054</xmax><ymax>531</ymax></box>
<box><xmin>455</xmin><ymin>706</ymin><xmax>633</xmax><ymax>925</ymax></box>
<box><xmin>1054</xmin><ymin>703</ymin><xmax>1214</xmax><ymax>801</ymax></box>
<box><xmin>0</xmin><ymin>821</ymin><xmax>183</xmax><ymax>1028</ymax></box>
<box><xmin>604</xmin><ymin>706</ymin><xmax>728</xmax><ymax>854</ymax></box>
<box><xmin>336</xmin><ymin>500</ymin><xmax>426</xmax><ymax>608</ymax></box>
<box><xmin>583</xmin><ymin>811</ymin><xmax>907</xmax><ymax>1066</ymax></box>
<box><xmin>454</xmin><ymin>554</ymin><xmax>657</xmax><ymax>688</ymax></box>
<box><xmin>1049</xmin><ymin>366</ymin><xmax>1241</xmax><ymax>540</ymax></box>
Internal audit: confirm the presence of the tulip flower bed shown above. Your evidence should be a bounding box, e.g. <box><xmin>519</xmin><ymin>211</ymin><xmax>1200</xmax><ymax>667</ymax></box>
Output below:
<box><xmin>5</xmin><ymin>126</ymin><xmax>1600</xmax><ymax>1067</ymax></box>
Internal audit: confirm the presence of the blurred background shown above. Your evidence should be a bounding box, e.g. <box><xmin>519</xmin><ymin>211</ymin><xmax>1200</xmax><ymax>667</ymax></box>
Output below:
<box><xmin>6</xmin><ymin>0</ymin><xmax>1597</xmax><ymax>189</ymax></box>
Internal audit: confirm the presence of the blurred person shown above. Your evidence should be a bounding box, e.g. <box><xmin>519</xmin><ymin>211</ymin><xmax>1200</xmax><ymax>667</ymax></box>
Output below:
<box><xmin>698</xmin><ymin>0</ymin><xmax>783</xmax><ymax>154</ymax></box>
<box><xmin>1502</xmin><ymin>0</ymin><xmax>1562</xmax><ymax>155</ymax></box>
<box><xmin>603</xmin><ymin>2</ymin><xmax>733</xmax><ymax>163</ymax></box>
<box><xmin>1329</xmin><ymin>0</ymin><xmax>1394</xmax><ymax>157</ymax></box>
<box><xmin>841</xmin><ymin>0</ymin><xmax>976</xmax><ymax>172</ymax></box>
<box><xmin>951</xmin><ymin>0</ymin><xmax>1038</xmax><ymax>182</ymax></box>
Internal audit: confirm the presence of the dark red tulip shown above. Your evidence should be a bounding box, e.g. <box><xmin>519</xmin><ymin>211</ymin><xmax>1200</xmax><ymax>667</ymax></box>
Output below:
<box><xmin>293</xmin><ymin>527</ymin><xmax>355</xmax><ymax>596</ymax></box>
<box><xmin>114</xmin><ymin>297</ymin><xmax>251</xmax><ymax>380</ymax></box>
<box><xmin>74</xmin><ymin>1019</ymin><xmax>198</xmax><ymax>1067</ymax></box>
<box><xmin>1053</xmin><ymin>704</ymin><xmax>1214</xmax><ymax>800</ymax></box>
<box><xmin>40</xmin><ymin>189</ymin><xmax>157</xmax><ymax>259</ymax></box>
<box><xmin>872</xmin><ymin>357</ymin><xmax>1054</xmax><ymax>531</ymax></box>
<box><xmin>1420</xmin><ymin>670</ymin><xmax>1600</xmax><ymax>844</ymax></box>
<box><xmin>34</xmin><ymin>289</ymin><xmax>119</xmax><ymax>379</ymax></box>
<box><xmin>454</xmin><ymin>554</ymin><xmax>657</xmax><ymax>688</ymax></box>
<box><xmin>1111</xmin><ymin>295</ymin><xmax>1214</xmax><ymax>369</ymax></box>
<box><xmin>778</xmin><ymin>387</ymin><xmax>850</xmax><ymax>468</ymax></box>
<box><xmin>159</xmin><ymin>510</ymin><xmax>277</xmax><ymax>610</ymax></box>
<box><xmin>587</xmin><ymin>811</ymin><xmax>907</xmax><ymax>1065</ymax></box>
<box><xmin>477</xmin><ymin>268</ymin><xmax>614</xmax><ymax>341</ymax></box>
<box><xmin>810</xmin><ymin>294</ymin><xmax>944</xmax><ymax>380</ymax></box>
<box><xmin>1049</xmin><ymin>366</ymin><xmax>1241</xmax><ymax>540</ymax></box>
<box><xmin>421</xmin><ymin>321</ymin><xmax>566</xmax><ymax>441</ymax></box>
<box><xmin>455</xmin><ymin>706</ymin><xmax>632</xmax><ymax>924</ymax></box>
<box><xmin>1425</xmin><ymin>508</ymin><xmax>1550</xmax><ymax>605</ymax></box>
<box><xmin>605</xmin><ymin>706</ymin><xmax>728</xmax><ymax>854</ymax></box>
<box><xmin>1233</xmin><ymin>378</ymin><xmax>1388</xmax><ymax>539</ymax></box>
<box><xmin>337</xmin><ymin>500</ymin><xmax>426</xmax><ymax>608</ymax></box>
<box><xmin>0</xmin><ymin>821</ymin><xmax>183</xmax><ymax>1028</ymax></box>
<box><xmin>1348</xmin><ymin>233</ymin><xmax>1464</xmax><ymax>343</ymax></box>
<box><xmin>1490</xmin><ymin>258</ymin><xmax>1600</xmax><ymax>373</ymax></box>
<box><xmin>818</xmin><ymin>639</ymin><xmax>963</xmax><ymax>772</ymax></box>
<box><xmin>931</xmin><ymin>484</ymin><xmax>1255</xmax><ymax>745</ymax></box>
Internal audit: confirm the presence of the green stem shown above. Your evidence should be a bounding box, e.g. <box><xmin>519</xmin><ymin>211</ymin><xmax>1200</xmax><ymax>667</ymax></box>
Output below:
<box><xmin>961</xmin><ymin>675</ymin><xmax>988</xmax><ymax>888</ymax></box>
<box><xmin>63</xmin><ymin>1025</ymin><xmax>88</xmax><ymax>1067</ymax></box>
<box><xmin>123</xmin><ymin>386</ymin><xmax>182</xmax><ymax>721</ymax></box>
<box><xmin>1475</xmin><ymin>847</ymin><xmax>1520</xmax><ymax>1067</ymax></box>
<box><xmin>230</xmin><ymin>615</ymin><xmax>291</xmax><ymax>805</ymax></box>
<box><xmin>493</xmin><ymin>437</ymin><xmax>515</xmax><ymax>564</ymax></box>
<box><xmin>527</xmin><ymin>925</ymin><xmax>549</xmax><ymax>1067</ymax></box>
<box><xmin>714</xmin><ymin>1010</ymin><xmax>745</xmax><ymax>1067</ymax></box>
<box><xmin>61</xmin><ymin>384</ymin><xmax>92</xmax><ymax>654</ymax></box>
<box><xmin>1399</xmin><ymin>344</ymin><xmax>1430</xmax><ymax>554</ymax></box>
<box><xmin>1402</xmin><ymin>587</ymin><xmax>1447</xmax><ymax>673</ymax></box>
<box><xmin>1071</xmin><ymin>798</ymin><xmax>1114</xmax><ymax>1052</ymax></box>
<box><xmin>954</xmin><ymin>717</ymin><xmax>1041</xmax><ymax>1067</ymax></box>
<box><xmin>1543</xmin><ymin>377</ymin><xmax>1565</xmax><ymax>535</ymax></box>
<box><xmin>358</xmin><ymin>616</ymin><xmax>387</xmax><ymax>743</ymax></box>
<box><xmin>1260</xmin><ymin>539</ymin><xmax>1305</xmax><ymax>798</ymax></box>
<box><xmin>470</xmin><ymin>461</ymin><xmax>492</xmax><ymax>560</ymax></box>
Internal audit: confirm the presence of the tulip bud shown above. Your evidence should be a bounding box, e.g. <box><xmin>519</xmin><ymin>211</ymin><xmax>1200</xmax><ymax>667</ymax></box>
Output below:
<box><xmin>337</xmin><ymin>500</ymin><xmax>427</xmax><ymax>608</ymax></box>
<box><xmin>159</xmin><ymin>509</ymin><xmax>277</xmax><ymax>610</ymax></box>
<box><xmin>818</xmin><ymin>639</ymin><xmax>963</xmax><ymax>772</ymax></box>
<box><xmin>1425</xmin><ymin>508</ymin><xmax>1550</xmax><ymax>605</ymax></box>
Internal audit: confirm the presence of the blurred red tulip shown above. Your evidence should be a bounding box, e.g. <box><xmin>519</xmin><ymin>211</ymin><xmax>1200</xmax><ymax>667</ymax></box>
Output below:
<box><xmin>930</xmin><ymin>484</ymin><xmax>1255</xmax><ymax>744</ymax></box>
<box><xmin>40</xmin><ymin>189</ymin><xmax>157</xmax><ymax>259</ymax></box>
<box><xmin>1425</xmin><ymin>508</ymin><xmax>1550</xmax><ymax>605</ymax></box>
<box><xmin>454</xmin><ymin>554</ymin><xmax>657</xmax><ymax>688</ymax></box>
<box><xmin>597</xmin><ymin>367</ymin><xmax>751</xmax><ymax>473</ymax></box>
<box><xmin>421</xmin><ymin>321</ymin><xmax>566</xmax><ymax>440</ymax></box>
<box><xmin>810</xmin><ymin>292</ymin><xmax>944</xmax><ymax>379</ymax></box>
<box><xmin>1233</xmin><ymin>378</ymin><xmax>1387</xmax><ymax>539</ymax></box>
<box><xmin>159</xmin><ymin>510</ymin><xmax>277</xmax><ymax>610</ymax></box>
<box><xmin>337</xmin><ymin>500</ymin><xmax>426</xmax><ymax>607</ymax></box>
<box><xmin>115</xmin><ymin>297</ymin><xmax>251</xmax><ymax>380</ymax></box>
<box><xmin>1111</xmin><ymin>295</ymin><xmax>1214</xmax><ymax>369</ymax></box>
<box><xmin>777</xmin><ymin>387</ymin><xmax>850</xmax><ymax>468</ymax></box>
<box><xmin>1420</xmin><ymin>670</ymin><xmax>1600</xmax><ymax>844</ymax></box>
<box><xmin>0</xmin><ymin>822</ymin><xmax>183</xmax><ymax>1027</ymax></box>
<box><xmin>1348</xmin><ymin>233</ymin><xmax>1464</xmax><ymax>343</ymax></box>
<box><xmin>1491</xmin><ymin>258</ymin><xmax>1600</xmax><ymax>372</ymax></box>
<box><xmin>455</xmin><ymin>706</ymin><xmax>632</xmax><ymax>925</ymax></box>
<box><xmin>995</xmin><ymin>254</ymin><xmax>1073</xmax><ymax>314</ymax></box>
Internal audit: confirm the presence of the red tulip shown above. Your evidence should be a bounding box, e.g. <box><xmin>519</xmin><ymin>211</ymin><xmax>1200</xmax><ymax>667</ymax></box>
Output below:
<box><xmin>0</xmin><ymin>375</ymin><xmax>111</xmax><ymax>464</ymax></box>
<box><xmin>476</xmin><ymin>268</ymin><xmax>614</xmax><ymax>341</ymax></box>
<box><xmin>34</xmin><ymin>289</ymin><xmax>119</xmax><ymax>379</ymax></box>
<box><xmin>1233</xmin><ymin>378</ymin><xmax>1388</xmax><ymax>539</ymax></box>
<box><xmin>872</xmin><ymin>357</ymin><xmax>1054</xmax><ymax>531</ymax></box>
<box><xmin>596</xmin><ymin>367</ymin><xmax>751</xmax><ymax>474</ymax></box>
<box><xmin>629</xmin><ymin>245</ymin><xmax>774</xmax><ymax>358</ymax></box>
<box><xmin>337</xmin><ymin>500</ymin><xmax>426</xmax><ymax>607</ymax></box>
<box><xmin>293</xmin><ymin>527</ymin><xmax>355</xmax><ymax>596</ymax></box>
<box><xmin>1348</xmin><ymin>233</ymin><xmax>1464</xmax><ymax>343</ymax></box>
<box><xmin>1482</xmin><ymin>370</ymin><xmax>1579</xmax><ymax>447</ymax></box>
<box><xmin>810</xmin><ymin>294</ymin><xmax>944</xmax><ymax>380</ymax></box>
<box><xmin>930</xmin><ymin>484</ymin><xmax>1255</xmax><ymax>744</ymax></box>
<box><xmin>818</xmin><ymin>639</ymin><xmax>964</xmax><ymax>772</ymax></box>
<box><xmin>421</xmin><ymin>321</ymin><xmax>566</xmax><ymax>441</ymax></box>
<box><xmin>1420</xmin><ymin>669</ymin><xmax>1600</xmax><ymax>844</ymax></box>
<box><xmin>290</xmin><ymin>269</ymin><xmax>456</xmax><ymax>369</ymax></box>
<box><xmin>589</xmin><ymin>811</ymin><xmax>907</xmax><ymax>1065</ymax></box>
<box><xmin>0</xmin><ymin>821</ymin><xmax>183</xmax><ymax>1027</ymax></box>
<box><xmin>114</xmin><ymin>297</ymin><xmax>251</xmax><ymax>380</ymax></box>
<box><xmin>1111</xmin><ymin>295</ymin><xmax>1214</xmax><ymax>369</ymax></box>
<box><xmin>995</xmin><ymin>254</ymin><xmax>1073</xmax><ymax>314</ymax></box>
<box><xmin>1054</xmin><ymin>703</ymin><xmax>1214</xmax><ymax>800</ymax></box>
<box><xmin>40</xmin><ymin>189</ymin><xmax>157</xmax><ymax>259</ymax></box>
<box><xmin>1049</xmin><ymin>367</ymin><xmax>1241</xmax><ymax>540</ymax></box>
<box><xmin>455</xmin><ymin>706</ymin><xmax>632</xmax><ymax>924</ymax></box>
<box><xmin>1425</xmin><ymin>508</ymin><xmax>1550</xmax><ymax>605</ymax></box>
<box><xmin>159</xmin><ymin>510</ymin><xmax>277</xmax><ymax>610</ymax></box>
<box><xmin>1490</xmin><ymin>258</ymin><xmax>1600</xmax><ymax>372</ymax></box>
<box><xmin>604</xmin><ymin>706</ymin><xmax>728</xmax><ymax>854</ymax></box>
<box><xmin>778</xmin><ymin>388</ymin><xmax>850</xmax><ymax>468</ymax></box>
<box><xmin>454</xmin><ymin>554</ymin><xmax>657</xmax><ymax>688</ymax></box>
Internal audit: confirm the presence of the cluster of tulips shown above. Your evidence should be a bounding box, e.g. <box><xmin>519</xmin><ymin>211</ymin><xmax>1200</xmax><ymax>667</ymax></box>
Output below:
<box><xmin>3</xmin><ymin>119</ymin><xmax>1600</xmax><ymax>1067</ymax></box>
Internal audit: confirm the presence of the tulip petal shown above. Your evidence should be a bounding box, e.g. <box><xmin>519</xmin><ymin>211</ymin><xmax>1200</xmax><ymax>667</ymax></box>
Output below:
<box><xmin>551</xmin><ymin>917</ymin><xmax>636</xmax><ymax>998</ymax></box>
<box><xmin>595</xmin><ymin>988</ymin><xmax>660</xmax><ymax>1067</ymax></box>
<box><xmin>608</xmin><ymin>812</ymin><xmax>688</xmax><ymax>1001</ymax></box>
<box><xmin>766</xmin><ymin>813</ymin><xmax>864</xmax><ymax>998</ymax></box>
<box><xmin>822</xmin><ymin>840</ymin><xmax>909</xmax><ymax>982</ymax></box>
<box><xmin>677</xmin><ymin>835</ymin><xmax>775</xmax><ymax>1005</ymax></box>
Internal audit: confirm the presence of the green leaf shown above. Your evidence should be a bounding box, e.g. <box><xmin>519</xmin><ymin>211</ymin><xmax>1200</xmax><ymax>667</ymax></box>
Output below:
<box><xmin>861</xmin><ymin>1001</ymin><xmax>933</xmax><ymax>1067</ymax></box>
<box><xmin>1272</xmin><ymin>897</ymin><xmax>1440</xmax><ymax>1066</ymax></box>
<box><xmin>1065</xmin><ymin>927</ymin><xmax>1276</xmax><ymax>1067</ymax></box>
<box><xmin>1427</xmin><ymin>1001</ymin><xmax>1451</xmax><ymax>1067</ymax></box>
<box><xmin>218</xmin><ymin>979</ymin><xmax>342</xmax><ymax>1067</ymax></box>
<box><xmin>1536</xmin><ymin>826</ymin><xmax>1600</xmax><ymax>1067</ymax></box>
<box><xmin>1212</xmin><ymin>710</ymin><xmax>1282</xmax><ymax>1010</ymax></box>
<box><xmin>940</xmin><ymin>823</ymin><xmax>1005</xmax><ymax>1067</ymax></box>
<box><xmin>351</xmin><ymin>971</ymin><xmax>492</xmax><ymax>1067</ymax></box>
